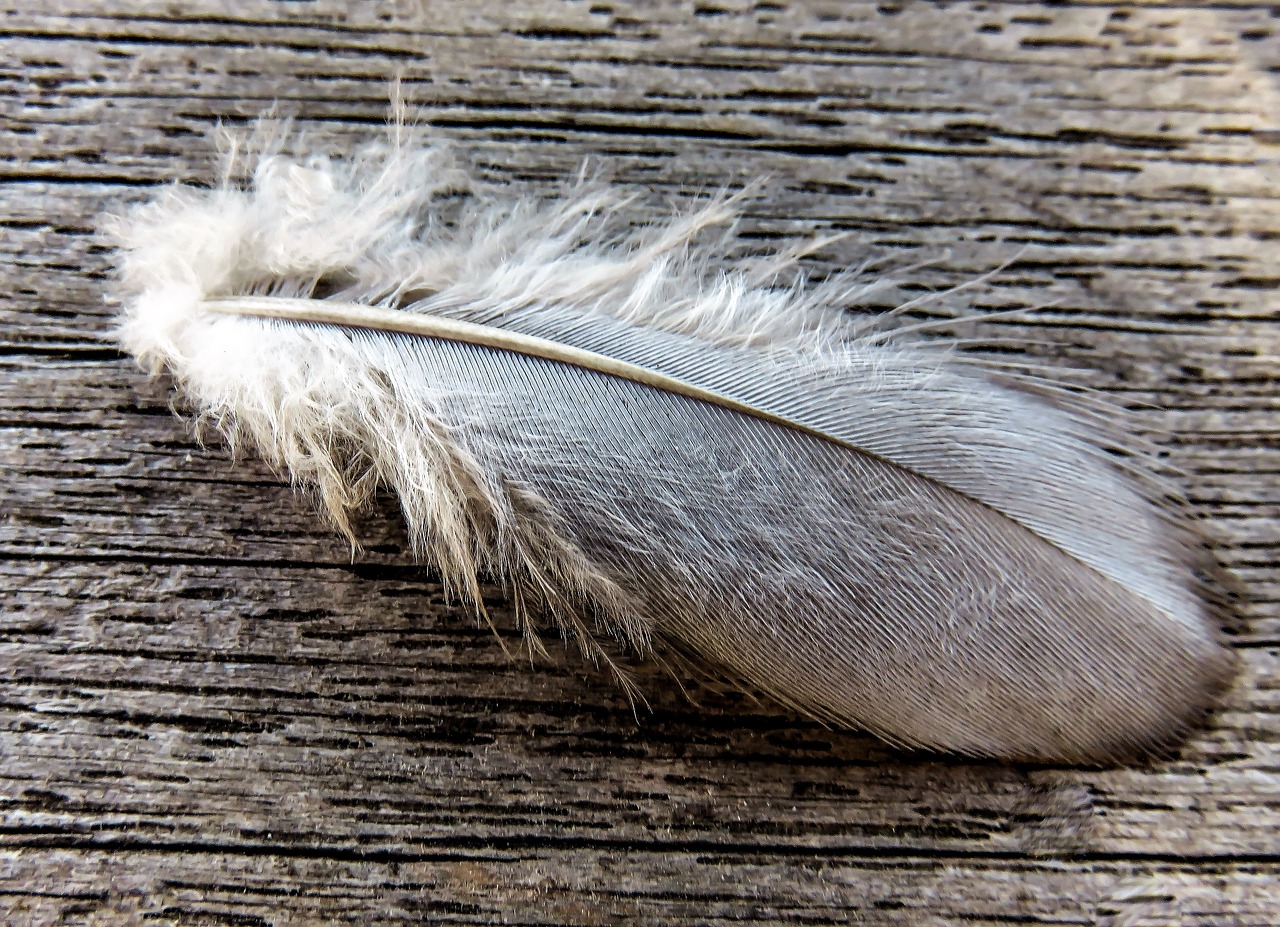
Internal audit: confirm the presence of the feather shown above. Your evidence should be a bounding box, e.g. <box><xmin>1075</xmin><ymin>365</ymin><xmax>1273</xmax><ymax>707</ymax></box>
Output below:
<box><xmin>106</xmin><ymin>123</ymin><xmax>1237</xmax><ymax>764</ymax></box>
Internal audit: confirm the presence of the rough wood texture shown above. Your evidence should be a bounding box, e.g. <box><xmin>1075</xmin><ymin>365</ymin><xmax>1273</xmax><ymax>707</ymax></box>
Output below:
<box><xmin>2</xmin><ymin>2</ymin><xmax>1278</xmax><ymax>924</ymax></box>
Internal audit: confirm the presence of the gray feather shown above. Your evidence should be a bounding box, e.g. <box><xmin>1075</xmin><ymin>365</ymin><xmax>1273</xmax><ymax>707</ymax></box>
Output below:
<box><xmin>107</xmin><ymin>125</ymin><xmax>1237</xmax><ymax>764</ymax></box>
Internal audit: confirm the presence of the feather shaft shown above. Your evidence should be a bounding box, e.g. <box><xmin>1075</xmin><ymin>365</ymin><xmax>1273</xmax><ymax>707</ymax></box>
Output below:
<box><xmin>204</xmin><ymin>296</ymin><xmax>1013</xmax><ymax>489</ymax></box>
<box><xmin>203</xmin><ymin>296</ymin><xmax>826</xmax><ymax>441</ymax></box>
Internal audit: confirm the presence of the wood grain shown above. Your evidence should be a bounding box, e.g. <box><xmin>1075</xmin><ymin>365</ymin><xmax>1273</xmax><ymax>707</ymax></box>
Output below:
<box><xmin>2</xmin><ymin>2</ymin><xmax>1277</xmax><ymax>924</ymax></box>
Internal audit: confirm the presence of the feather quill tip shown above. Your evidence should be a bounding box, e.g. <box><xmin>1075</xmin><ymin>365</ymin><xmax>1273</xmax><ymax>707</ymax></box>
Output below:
<box><xmin>105</xmin><ymin>122</ymin><xmax>1238</xmax><ymax>765</ymax></box>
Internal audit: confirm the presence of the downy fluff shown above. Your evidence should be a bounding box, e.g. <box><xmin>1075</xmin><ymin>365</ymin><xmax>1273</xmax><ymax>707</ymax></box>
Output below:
<box><xmin>107</xmin><ymin>122</ymin><xmax>1236</xmax><ymax>764</ymax></box>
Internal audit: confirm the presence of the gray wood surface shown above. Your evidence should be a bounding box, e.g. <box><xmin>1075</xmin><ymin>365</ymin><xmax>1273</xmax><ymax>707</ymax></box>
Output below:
<box><xmin>2</xmin><ymin>2</ymin><xmax>1278</xmax><ymax>924</ymax></box>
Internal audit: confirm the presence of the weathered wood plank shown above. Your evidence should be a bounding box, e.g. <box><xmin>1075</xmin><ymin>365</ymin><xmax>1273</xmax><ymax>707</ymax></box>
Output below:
<box><xmin>5</xmin><ymin>850</ymin><xmax>1274</xmax><ymax>926</ymax></box>
<box><xmin>2</xmin><ymin>1</ymin><xmax>1278</xmax><ymax>924</ymax></box>
<box><xmin>4</xmin><ymin>847</ymin><xmax>1276</xmax><ymax>927</ymax></box>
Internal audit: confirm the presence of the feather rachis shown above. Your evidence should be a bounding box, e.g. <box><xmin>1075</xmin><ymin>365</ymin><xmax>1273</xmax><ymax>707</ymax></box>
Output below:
<box><xmin>108</xmin><ymin>125</ymin><xmax>1237</xmax><ymax>764</ymax></box>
